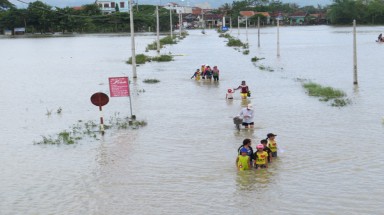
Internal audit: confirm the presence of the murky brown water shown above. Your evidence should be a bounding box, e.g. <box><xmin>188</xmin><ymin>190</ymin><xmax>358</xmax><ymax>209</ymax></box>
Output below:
<box><xmin>1</xmin><ymin>27</ymin><xmax>384</xmax><ymax>214</ymax></box>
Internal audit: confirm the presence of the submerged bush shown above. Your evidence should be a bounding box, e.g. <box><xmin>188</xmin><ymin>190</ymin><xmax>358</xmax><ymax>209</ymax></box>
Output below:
<box><xmin>127</xmin><ymin>54</ymin><xmax>173</xmax><ymax>64</ymax></box>
<box><xmin>147</xmin><ymin>36</ymin><xmax>177</xmax><ymax>50</ymax></box>
<box><xmin>251</xmin><ymin>56</ymin><xmax>265</xmax><ymax>62</ymax></box>
<box><xmin>243</xmin><ymin>50</ymin><xmax>250</xmax><ymax>55</ymax></box>
<box><xmin>34</xmin><ymin>115</ymin><xmax>147</xmax><ymax>145</ymax></box>
<box><xmin>143</xmin><ymin>79</ymin><xmax>160</xmax><ymax>84</ymax></box>
<box><xmin>302</xmin><ymin>82</ymin><xmax>350</xmax><ymax>107</ymax></box>
<box><xmin>219</xmin><ymin>33</ymin><xmax>232</xmax><ymax>39</ymax></box>
<box><xmin>227</xmin><ymin>38</ymin><xmax>244</xmax><ymax>47</ymax></box>
<box><xmin>151</xmin><ymin>55</ymin><xmax>173</xmax><ymax>62</ymax></box>
<box><xmin>258</xmin><ymin>65</ymin><xmax>274</xmax><ymax>72</ymax></box>
<box><xmin>127</xmin><ymin>54</ymin><xmax>150</xmax><ymax>64</ymax></box>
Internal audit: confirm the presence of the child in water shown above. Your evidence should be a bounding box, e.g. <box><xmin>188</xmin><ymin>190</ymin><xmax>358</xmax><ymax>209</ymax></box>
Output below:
<box><xmin>236</xmin><ymin>148</ymin><xmax>251</xmax><ymax>171</ymax></box>
<box><xmin>191</xmin><ymin>69</ymin><xmax>201</xmax><ymax>80</ymax></box>
<box><xmin>254</xmin><ymin>144</ymin><xmax>268</xmax><ymax>169</ymax></box>
<box><xmin>226</xmin><ymin>89</ymin><xmax>234</xmax><ymax>99</ymax></box>
<box><xmin>267</xmin><ymin>133</ymin><xmax>278</xmax><ymax>158</ymax></box>
<box><xmin>260</xmin><ymin>139</ymin><xmax>272</xmax><ymax>163</ymax></box>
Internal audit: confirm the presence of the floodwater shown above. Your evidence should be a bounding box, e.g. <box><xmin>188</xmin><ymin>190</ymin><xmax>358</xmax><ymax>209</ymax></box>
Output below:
<box><xmin>0</xmin><ymin>26</ymin><xmax>384</xmax><ymax>214</ymax></box>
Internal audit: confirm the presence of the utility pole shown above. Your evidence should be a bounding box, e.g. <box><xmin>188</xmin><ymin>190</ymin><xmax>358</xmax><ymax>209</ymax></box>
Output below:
<box><xmin>170</xmin><ymin>6</ymin><xmax>173</xmax><ymax>38</ymax></box>
<box><xmin>257</xmin><ymin>16</ymin><xmax>260</xmax><ymax>47</ymax></box>
<box><xmin>245</xmin><ymin>16</ymin><xmax>248</xmax><ymax>43</ymax></box>
<box><xmin>353</xmin><ymin>19</ymin><xmax>358</xmax><ymax>85</ymax></box>
<box><xmin>277</xmin><ymin>17</ymin><xmax>280</xmax><ymax>57</ymax></box>
<box><xmin>237</xmin><ymin>16</ymin><xmax>240</xmax><ymax>36</ymax></box>
<box><xmin>129</xmin><ymin>0</ymin><xmax>137</xmax><ymax>78</ymax></box>
<box><xmin>156</xmin><ymin>5</ymin><xmax>160</xmax><ymax>54</ymax></box>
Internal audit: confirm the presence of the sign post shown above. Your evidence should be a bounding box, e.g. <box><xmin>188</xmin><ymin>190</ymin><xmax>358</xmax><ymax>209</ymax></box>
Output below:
<box><xmin>90</xmin><ymin>92</ymin><xmax>109</xmax><ymax>135</ymax></box>
<box><xmin>109</xmin><ymin>77</ymin><xmax>134</xmax><ymax>119</ymax></box>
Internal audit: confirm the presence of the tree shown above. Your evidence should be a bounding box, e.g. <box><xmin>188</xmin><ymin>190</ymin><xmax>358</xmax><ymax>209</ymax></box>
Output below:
<box><xmin>27</xmin><ymin>1</ymin><xmax>54</xmax><ymax>33</ymax></box>
<box><xmin>0</xmin><ymin>0</ymin><xmax>13</xmax><ymax>11</ymax></box>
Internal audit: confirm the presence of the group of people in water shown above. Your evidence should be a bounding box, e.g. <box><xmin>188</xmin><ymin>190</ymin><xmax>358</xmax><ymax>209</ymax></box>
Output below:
<box><xmin>191</xmin><ymin>64</ymin><xmax>220</xmax><ymax>81</ymax></box>
<box><xmin>226</xmin><ymin>80</ymin><xmax>251</xmax><ymax>100</ymax></box>
<box><xmin>236</xmin><ymin>133</ymin><xmax>278</xmax><ymax>170</ymax></box>
<box><xmin>190</xmin><ymin>68</ymin><xmax>279</xmax><ymax>171</ymax></box>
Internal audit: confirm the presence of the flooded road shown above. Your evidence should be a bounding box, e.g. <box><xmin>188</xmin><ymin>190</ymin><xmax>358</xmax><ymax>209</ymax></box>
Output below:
<box><xmin>1</xmin><ymin>26</ymin><xmax>384</xmax><ymax>214</ymax></box>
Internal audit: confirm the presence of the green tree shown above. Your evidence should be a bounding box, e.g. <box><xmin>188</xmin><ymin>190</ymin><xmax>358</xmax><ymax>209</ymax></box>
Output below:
<box><xmin>0</xmin><ymin>0</ymin><xmax>13</xmax><ymax>11</ymax></box>
<box><xmin>27</xmin><ymin>1</ymin><xmax>54</xmax><ymax>33</ymax></box>
<box><xmin>0</xmin><ymin>8</ymin><xmax>26</xmax><ymax>31</ymax></box>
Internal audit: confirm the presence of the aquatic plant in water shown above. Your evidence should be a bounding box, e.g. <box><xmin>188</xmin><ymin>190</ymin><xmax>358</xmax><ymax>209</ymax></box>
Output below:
<box><xmin>258</xmin><ymin>65</ymin><xmax>274</xmax><ymax>72</ymax></box>
<box><xmin>302</xmin><ymin>82</ymin><xmax>350</xmax><ymax>107</ymax></box>
<box><xmin>227</xmin><ymin>38</ymin><xmax>244</xmax><ymax>47</ymax></box>
<box><xmin>143</xmin><ymin>79</ymin><xmax>160</xmax><ymax>84</ymax></box>
<box><xmin>34</xmin><ymin>114</ymin><xmax>147</xmax><ymax>145</ymax></box>
<box><xmin>251</xmin><ymin>56</ymin><xmax>265</xmax><ymax>62</ymax></box>
<box><xmin>151</xmin><ymin>55</ymin><xmax>173</xmax><ymax>62</ymax></box>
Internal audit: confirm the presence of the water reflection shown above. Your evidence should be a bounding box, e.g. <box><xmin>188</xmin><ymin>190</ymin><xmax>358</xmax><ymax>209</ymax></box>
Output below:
<box><xmin>235</xmin><ymin>169</ymin><xmax>273</xmax><ymax>191</ymax></box>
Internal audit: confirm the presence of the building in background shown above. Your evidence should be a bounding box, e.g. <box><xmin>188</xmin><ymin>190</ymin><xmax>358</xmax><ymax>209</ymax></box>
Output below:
<box><xmin>96</xmin><ymin>0</ymin><xmax>129</xmax><ymax>14</ymax></box>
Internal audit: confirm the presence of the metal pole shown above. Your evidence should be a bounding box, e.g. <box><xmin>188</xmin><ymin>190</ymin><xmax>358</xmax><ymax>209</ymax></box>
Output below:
<box><xmin>99</xmin><ymin>106</ymin><xmax>105</xmax><ymax>135</ymax></box>
<box><xmin>245</xmin><ymin>16</ymin><xmax>248</xmax><ymax>43</ymax></box>
<box><xmin>258</xmin><ymin>16</ymin><xmax>260</xmax><ymax>47</ymax></box>
<box><xmin>179</xmin><ymin>13</ymin><xmax>182</xmax><ymax>37</ymax></box>
<box><xmin>128</xmin><ymin>77</ymin><xmax>134</xmax><ymax>118</ymax></box>
<box><xmin>129</xmin><ymin>0</ymin><xmax>137</xmax><ymax>78</ymax></box>
<box><xmin>277</xmin><ymin>18</ymin><xmax>280</xmax><ymax>57</ymax></box>
<box><xmin>237</xmin><ymin>16</ymin><xmax>240</xmax><ymax>36</ymax></box>
<box><xmin>170</xmin><ymin>7</ymin><xmax>173</xmax><ymax>38</ymax></box>
<box><xmin>223</xmin><ymin>16</ymin><xmax>226</xmax><ymax>27</ymax></box>
<box><xmin>156</xmin><ymin>5</ymin><xmax>160</xmax><ymax>54</ymax></box>
<box><xmin>230</xmin><ymin>17</ymin><xmax>232</xmax><ymax>30</ymax></box>
<box><xmin>353</xmin><ymin>19</ymin><xmax>358</xmax><ymax>85</ymax></box>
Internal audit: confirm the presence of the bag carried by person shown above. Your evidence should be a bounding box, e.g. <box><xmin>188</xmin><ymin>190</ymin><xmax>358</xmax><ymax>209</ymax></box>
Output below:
<box><xmin>247</xmin><ymin>91</ymin><xmax>251</xmax><ymax>97</ymax></box>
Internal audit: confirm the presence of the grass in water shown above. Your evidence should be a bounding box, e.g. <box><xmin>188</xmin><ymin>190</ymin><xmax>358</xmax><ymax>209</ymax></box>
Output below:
<box><xmin>147</xmin><ymin>36</ymin><xmax>177</xmax><ymax>50</ymax></box>
<box><xmin>151</xmin><ymin>55</ymin><xmax>173</xmax><ymax>62</ymax></box>
<box><xmin>34</xmin><ymin>114</ymin><xmax>148</xmax><ymax>145</ymax></box>
<box><xmin>127</xmin><ymin>54</ymin><xmax>150</xmax><ymax>64</ymax></box>
<box><xmin>219</xmin><ymin>33</ymin><xmax>232</xmax><ymax>39</ymax></box>
<box><xmin>258</xmin><ymin>65</ymin><xmax>274</xmax><ymax>72</ymax></box>
<box><xmin>227</xmin><ymin>38</ymin><xmax>244</xmax><ymax>47</ymax></box>
<box><xmin>302</xmin><ymin>82</ymin><xmax>350</xmax><ymax>107</ymax></box>
<box><xmin>143</xmin><ymin>79</ymin><xmax>160</xmax><ymax>84</ymax></box>
<box><xmin>243</xmin><ymin>50</ymin><xmax>249</xmax><ymax>55</ymax></box>
<box><xmin>127</xmin><ymin>54</ymin><xmax>173</xmax><ymax>64</ymax></box>
<box><xmin>251</xmin><ymin>56</ymin><xmax>265</xmax><ymax>62</ymax></box>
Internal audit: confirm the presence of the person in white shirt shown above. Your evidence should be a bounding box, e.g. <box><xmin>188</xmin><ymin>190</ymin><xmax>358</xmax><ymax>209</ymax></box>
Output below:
<box><xmin>239</xmin><ymin>104</ymin><xmax>254</xmax><ymax>128</ymax></box>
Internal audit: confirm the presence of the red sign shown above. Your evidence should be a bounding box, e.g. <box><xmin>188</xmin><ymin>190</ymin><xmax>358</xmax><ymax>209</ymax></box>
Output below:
<box><xmin>109</xmin><ymin>77</ymin><xmax>130</xmax><ymax>97</ymax></box>
<box><xmin>90</xmin><ymin>92</ymin><xmax>109</xmax><ymax>107</ymax></box>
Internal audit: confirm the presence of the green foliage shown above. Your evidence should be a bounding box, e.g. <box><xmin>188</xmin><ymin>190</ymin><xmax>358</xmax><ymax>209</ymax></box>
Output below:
<box><xmin>34</xmin><ymin>114</ymin><xmax>147</xmax><ymax>145</ymax></box>
<box><xmin>147</xmin><ymin>35</ymin><xmax>177</xmax><ymax>50</ymax></box>
<box><xmin>242</xmin><ymin>49</ymin><xmax>249</xmax><ymax>55</ymax></box>
<box><xmin>143</xmin><ymin>79</ymin><xmax>160</xmax><ymax>83</ymax></box>
<box><xmin>219</xmin><ymin>33</ymin><xmax>232</xmax><ymax>38</ymax></box>
<box><xmin>0</xmin><ymin>3</ymin><xmax>178</xmax><ymax>33</ymax></box>
<box><xmin>251</xmin><ymin>56</ymin><xmax>265</xmax><ymax>62</ymax></box>
<box><xmin>127</xmin><ymin>54</ymin><xmax>172</xmax><ymax>64</ymax></box>
<box><xmin>258</xmin><ymin>65</ymin><xmax>274</xmax><ymax>72</ymax></box>
<box><xmin>227</xmin><ymin>38</ymin><xmax>244</xmax><ymax>47</ymax></box>
<box><xmin>127</xmin><ymin>54</ymin><xmax>150</xmax><ymax>64</ymax></box>
<box><xmin>0</xmin><ymin>0</ymin><xmax>14</xmax><ymax>11</ymax></box>
<box><xmin>302</xmin><ymin>82</ymin><xmax>350</xmax><ymax>106</ymax></box>
<box><xmin>151</xmin><ymin>54</ymin><xmax>173</xmax><ymax>62</ymax></box>
<box><xmin>327</xmin><ymin>0</ymin><xmax>384</xmax><ymax>24</ymax></box>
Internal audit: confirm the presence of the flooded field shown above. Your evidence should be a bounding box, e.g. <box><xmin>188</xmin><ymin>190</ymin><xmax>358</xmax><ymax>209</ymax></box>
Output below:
<box><xmin>1</xmin><ymin>26</ymin><xmax>384</xmax><ymax>214</ymax></box>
